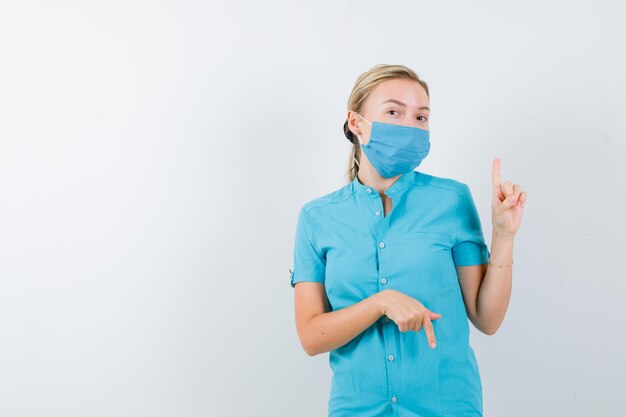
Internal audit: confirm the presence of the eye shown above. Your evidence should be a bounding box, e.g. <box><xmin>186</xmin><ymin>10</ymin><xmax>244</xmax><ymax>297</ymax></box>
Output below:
<box><xmin>387</xmin><ymin>109</ymin><xmax>401</xmax><ymax>116</ymax></box>
<box><xmin>417</xmin><ymin>115</ymin><xmax>428</xmax><ymax>122</ymax></box>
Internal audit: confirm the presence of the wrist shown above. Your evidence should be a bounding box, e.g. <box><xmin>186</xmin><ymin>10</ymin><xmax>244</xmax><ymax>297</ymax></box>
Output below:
<box><xmin>492</xmin><ymin>229</ymin><xmax>516</xmax><ymax>241</ymax></box>
<box><xmin>373</xmin><ymin>290</ymin><xmax>389</xmax><ymax>316</ymax></box>
<box><xmin>488</xmin><ymin>258</ymin><xmax>514</xmax><ymax>268</ymax></box>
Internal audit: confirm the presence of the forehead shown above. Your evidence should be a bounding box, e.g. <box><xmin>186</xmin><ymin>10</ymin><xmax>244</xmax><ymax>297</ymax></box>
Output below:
<box><xmin>367</xmin><ymin>78</ymin><xmax>429</xmax><ymax>109</ymax></box>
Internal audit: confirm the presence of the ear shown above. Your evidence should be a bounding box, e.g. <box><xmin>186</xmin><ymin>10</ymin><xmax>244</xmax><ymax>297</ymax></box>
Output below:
<box><xmin>346</xmin><ymin>111</ymin><xmax>361</xmax><ymax>138</ymax></box>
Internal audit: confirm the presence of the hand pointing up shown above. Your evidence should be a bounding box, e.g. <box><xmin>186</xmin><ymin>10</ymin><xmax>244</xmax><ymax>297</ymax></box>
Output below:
<box><xmin>491</xmin><ymin>158</ymin><xmax>527</xmax><ymax>237</ymax></box>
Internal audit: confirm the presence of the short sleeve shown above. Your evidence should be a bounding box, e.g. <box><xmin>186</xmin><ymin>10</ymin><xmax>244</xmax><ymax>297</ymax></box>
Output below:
<box><xmin>290</xmin><ymin>206</ymin><xmax>326</xmax><ymax>287</ymax></box>
<box><xmin>451</xmin><ymin>183</ymin><xmax>490</xmax><ymax>266</ymax></box>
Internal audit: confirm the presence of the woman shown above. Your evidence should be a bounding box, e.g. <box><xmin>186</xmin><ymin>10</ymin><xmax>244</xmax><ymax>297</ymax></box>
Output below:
<box><xmin>290</xmin><ymin>64</ymin><xmax>527</xmax><ymax>417</ymax></box>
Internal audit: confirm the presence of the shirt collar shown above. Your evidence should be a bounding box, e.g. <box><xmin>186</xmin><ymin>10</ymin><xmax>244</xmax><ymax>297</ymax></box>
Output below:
<box><xmin>351</xmin><ymin>170</ymin><xmax>417</xmax><ymax>197</ymax></box>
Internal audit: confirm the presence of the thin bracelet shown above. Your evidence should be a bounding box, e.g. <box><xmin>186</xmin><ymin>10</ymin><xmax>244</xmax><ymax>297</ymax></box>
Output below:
<box><xmin>488</xmin><ymin>259</ymin><xmax>513</xmax><ymax>268</ymax></box>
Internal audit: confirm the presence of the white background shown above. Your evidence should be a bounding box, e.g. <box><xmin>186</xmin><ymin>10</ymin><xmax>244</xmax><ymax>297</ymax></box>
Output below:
<box><xmin>1</xmin><ymin>1</ymin><xmax>625</xmax><ymax>416</ymax></box>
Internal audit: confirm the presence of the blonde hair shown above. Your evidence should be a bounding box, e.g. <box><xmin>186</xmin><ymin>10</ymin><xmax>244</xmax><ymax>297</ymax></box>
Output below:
<box><xmin>343</xmin><ymin>64</ymin><xmax>430</xmax><ymax>182</ymax></box>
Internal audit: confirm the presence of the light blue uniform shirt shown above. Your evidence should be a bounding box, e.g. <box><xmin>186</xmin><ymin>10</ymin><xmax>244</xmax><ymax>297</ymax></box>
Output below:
<box><xmin>290</xmin><ymin>170</ymin><xmax>491</xmax><ymax>417</ymax></box>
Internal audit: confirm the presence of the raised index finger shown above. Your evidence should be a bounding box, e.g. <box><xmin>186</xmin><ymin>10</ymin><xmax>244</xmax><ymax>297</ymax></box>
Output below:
<box><xmin>492</xmin><ymin>157</ymin><xmax>501</xmax><ymax>190</ymax></box>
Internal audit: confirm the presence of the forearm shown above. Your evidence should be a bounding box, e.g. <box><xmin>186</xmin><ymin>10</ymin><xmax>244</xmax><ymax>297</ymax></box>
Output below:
<box><xmin>476</xmin><ymin>231</ymin><xmax>514</xmax><ymax>334</ymax></box>
<box><xmin>301</xmin><ymin>292</ymin><xmax>384</xmax><ymax>356</ymax></box>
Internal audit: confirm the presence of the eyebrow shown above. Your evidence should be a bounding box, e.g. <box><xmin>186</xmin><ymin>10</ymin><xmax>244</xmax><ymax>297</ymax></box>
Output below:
<box><xmin>382</xmin><ymin>99</ymin><xmax>430</xmax><ymax>111</ymax></box>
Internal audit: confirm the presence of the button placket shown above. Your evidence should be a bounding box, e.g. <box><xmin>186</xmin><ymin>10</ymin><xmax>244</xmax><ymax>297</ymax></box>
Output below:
<box><xmin>367</xmin><ymin>187</ymin><xmax>403</xmax><ymax>406</ymax></box>
<box><xmin>376</xmin><ymin>218</ymin><xmax>401</xmax><ymax>406</ymax></box>
<box><xmin>346</xmin><ymin>172</ymin><xmax>420</xmax><ymax>412</ymax></box>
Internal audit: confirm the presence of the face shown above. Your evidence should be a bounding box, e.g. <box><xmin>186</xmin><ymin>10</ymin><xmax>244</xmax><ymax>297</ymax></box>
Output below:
<box><xmin>348</xmin><ymin>78</ymin><xmax>430</xmax><ymax>146</ymax></box>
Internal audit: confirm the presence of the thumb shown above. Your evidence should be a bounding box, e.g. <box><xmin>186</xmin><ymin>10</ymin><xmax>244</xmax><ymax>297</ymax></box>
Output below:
<box><xmin>428</xmin><ymin>311</ymin><xmax>442</xmax><ymax>319</ymax></box>
<box><xmin>501</xmin><ymin>193</ymin><xmax>519</xmax><ymax>209</ymax></box>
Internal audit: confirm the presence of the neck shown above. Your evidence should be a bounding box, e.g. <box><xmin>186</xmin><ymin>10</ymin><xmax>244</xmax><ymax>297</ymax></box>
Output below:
<box><xmin>356</xmin><ymin>165</ymin><xmax>401</xmax><ymax>195</ymax></box>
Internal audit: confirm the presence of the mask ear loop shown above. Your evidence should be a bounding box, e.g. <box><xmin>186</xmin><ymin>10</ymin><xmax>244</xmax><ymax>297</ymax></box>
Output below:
<box><xmin>353</xmin><ymin>112</ymin><xmax>371</xmax><ymax>151</ymax></box>
<box><xmin>355</xmin><ymin>112</ymin><xmax>372</xmax><ymax>126</ymax></box>
<box><xmin>352</xmin><ymin>113</ymin><xmax>370</xmax><ymax>166</ymax></box>
<box><xmin>351</xmin><ymin>113</ymin><xmax>363</xmax><ymax>168</ymax></box>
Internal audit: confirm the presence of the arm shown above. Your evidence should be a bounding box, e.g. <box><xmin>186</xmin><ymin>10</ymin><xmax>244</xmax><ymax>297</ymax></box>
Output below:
<box><xmin>293</xmin><ymin>282</ymin><xmax>384</xmax><ymax>356</ymax></box>
<box><xmin>457</xmin><ymin>158</ymin><xmax>526</xmax><ymax>335</ymax></box>
<box><xmin>456</xmin><ymin>230</ymin><xmax>514</xmax><ymax>335</ymax></box>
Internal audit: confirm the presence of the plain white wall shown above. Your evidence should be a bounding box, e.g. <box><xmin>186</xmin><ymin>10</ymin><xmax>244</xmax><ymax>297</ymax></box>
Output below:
<box><xmin>1</xmin><ymin>1</ymin><xmax>625</xmax><ymax>416</ymax></box>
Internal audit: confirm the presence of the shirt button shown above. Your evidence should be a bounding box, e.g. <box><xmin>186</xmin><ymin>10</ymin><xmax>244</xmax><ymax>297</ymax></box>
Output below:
<box><xmin>379</xmin><ymin>242</ymin><xmax>385</xmax><ymax>248</ymax></box>
<box><xmin>375</xmin><ymin>210</ymin><xmax>381</xmax><ymax>216</ymax></box>
<box><xmin>380</xmin><ymin>278</ymin><xmax>387</xmax><ymax>285</ymax></box>
<box><xmin>388</xmin><ymin>354</ymin><xmax>395</xmax><ymax>362</ymax></box>
<box><xmin>391</xmin><ymin>396</ymin><xmax>397</xmax><ymax>403</ymax></box>
<box><xmin>366</xmin><ymin>188</ymin><xmax>372</xmax><ymax>193</ymax></box>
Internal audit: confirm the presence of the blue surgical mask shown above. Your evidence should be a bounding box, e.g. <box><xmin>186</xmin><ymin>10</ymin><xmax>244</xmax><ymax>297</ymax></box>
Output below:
<box><xmin>355</xmin><ymin>112</ymin><xmax>430</xmax><ymax>178</ymax></box>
